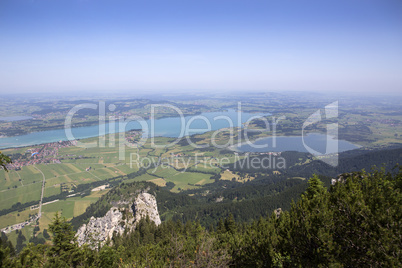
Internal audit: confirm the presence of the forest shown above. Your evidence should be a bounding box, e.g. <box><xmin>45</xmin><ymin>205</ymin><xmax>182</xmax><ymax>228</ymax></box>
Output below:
<box><xmin>1</xmin><ymin>168</ymin><xmax>400</xmax><ymax>267</ymax></box>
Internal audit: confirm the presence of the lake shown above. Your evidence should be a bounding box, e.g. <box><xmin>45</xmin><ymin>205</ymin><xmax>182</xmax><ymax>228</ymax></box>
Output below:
<box><xmin>0</xmin><ymin>111</ymin><xmax>359</xmax><ymax>154</ymax></box>
<box><xmin>0</xmin><ymin>110</ymin><xmax>263</xmax><ymax>149</ymax></box>
<box><xmin>236</xmin><ymin>133</ymin><xmax>359</xmax><ymax>154</ymax></box>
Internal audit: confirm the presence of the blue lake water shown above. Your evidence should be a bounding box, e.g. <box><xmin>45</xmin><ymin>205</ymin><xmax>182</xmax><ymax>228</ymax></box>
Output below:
<box><xmin>0</xmin><ymin>111</ymin><xmax>360</xmax><ymax>154</ymax></box>
<box><xmin>237</xmin><ymin>133</ymin><xmax>359</xmax><ymax>154</ymax></box>
<box><xmin>0</xmin><ymin>110</ymin><xmax>262</xmax><ymax>149</ymax></box>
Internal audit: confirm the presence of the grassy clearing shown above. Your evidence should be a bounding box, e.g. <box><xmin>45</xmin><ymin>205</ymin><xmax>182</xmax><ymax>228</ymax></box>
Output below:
<box><xmin>0</xmin><ymin>183</ymin><xmax>42</xmax><ymax>211</ymax></box>
<box><xmin>43</xmin><ymin>186</ymin><xmax>61</xmax><ymax>198</ymax></box>
<box><xmin>166</xmin><ymin>172</ymin><xmax>213</xmax><ymax>192</ymax></box>
<box><xmin>0</xmin><ymin>170</ymin><xmax>20</xmax><ymax>190</ymax></box>
<box><xmin>220</xmin><ymin>170</ymin><xmax>240</xmax><ymax>181</ymax></box>
<box><xmin>148</xmin><ymin>178</ymin><xmax>166</xmax><ymax>187</ymax></box>
<box><xmin>190</xmin><ymin>163</ymin><xmax>221</xmax><ymax>174</ymax></box>
<box><xmin>220</xmin><ymin>170</ymin><xmax>255</xmax><ymax>183</ymax></box>
<box><xmin>0</xmin><ymin>207</ymin><xmax>34</xmax><ymax>229</ymax></box>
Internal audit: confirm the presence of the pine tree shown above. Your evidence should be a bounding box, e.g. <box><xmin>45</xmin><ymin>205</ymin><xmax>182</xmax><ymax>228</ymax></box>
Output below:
<box><xmin>278</xmin><ymin>174</ymin><xmax>341</xmax><ymax>266</ymax></box>
<box><xmin>0</xmin><ymin>234</ymin><xmax>15</xmax><ymax>267</ymax></box>
<box><xmin>16</xmin><ymin>231</ymin><xmax>26</xmax><ymax>253</ymax></box>
<box><xmin>304</xmin><ymin>174</ymin><xmax>326</xmax><ymax>200</ymax></box>
<box><xmin>48</xmin><ymin>212</ymin><xmax>77</xmax><ymax>254</ymax></box>
<box><xmin>42</xmin><ymin>228</ymin><xmax>50</xmax><ymax>239</ymax></box>
<box><xmin>329</xmin><ymin>170</ymin><xmax>402</xmax><ymax>266</ymax></box>
<box><xmin>224</xmin><ymin>213</ymin><xmax>236</xmax><ymax>234</ymax></box>
<box><xmin>217</xmin><ymin>219</ymin><xmax>225</xmax><ymax>233</ymax></box>
<box><xmin>48</xmin><ymin>212</ymin><xmax>85</xmax><ymax>266</ymax></box>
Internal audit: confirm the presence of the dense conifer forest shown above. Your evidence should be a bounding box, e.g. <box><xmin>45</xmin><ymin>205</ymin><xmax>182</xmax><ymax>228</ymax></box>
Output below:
<box><xmin>1</xmin><ymin>168</ymin><xmax>400</xmax><ymax>267</ymax></box>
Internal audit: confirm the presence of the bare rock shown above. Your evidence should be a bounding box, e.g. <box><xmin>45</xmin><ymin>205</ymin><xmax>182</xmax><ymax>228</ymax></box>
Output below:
<box><xmin>132</xmin><ymin>192</ymin><xmax>161</xmax><ymax>226</ymax></box>
<box><xmin>76</xmin><ymin>192</ymin><xmax>161</xmax><ymax>249</ymax></box>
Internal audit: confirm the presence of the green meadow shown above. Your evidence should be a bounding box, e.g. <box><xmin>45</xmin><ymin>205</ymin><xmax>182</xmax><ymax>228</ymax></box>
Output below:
<box><xmin>0</xmin><ymin>131</ymin><xmax>238</xmax><ymax>237</ymax></box>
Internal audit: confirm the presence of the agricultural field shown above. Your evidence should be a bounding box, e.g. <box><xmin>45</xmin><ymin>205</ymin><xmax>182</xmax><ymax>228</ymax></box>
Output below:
<box><xmin>0</xmin><ymin>160</ymin><xmax>133</xmax><ymax>212</ymax></box>
<box><xmin>0</xmin><ymin>130</ymin><xmax>240</xmax><ymax>242</ymax></box>
<box><xmin>0</xmin><ymin>189</ymin><xmax>107</xmax><ymax>248</ymax></box>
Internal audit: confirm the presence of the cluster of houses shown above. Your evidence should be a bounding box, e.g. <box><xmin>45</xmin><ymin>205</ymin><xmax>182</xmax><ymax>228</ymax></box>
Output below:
<box><xmin>0</xmin><ymin>214</ymin><xmax>39</xmax><ymax>234</ymax></box>
<box><xmin>6</xmin><ymin>140</ymin><xmax>77</xmax><ymax>170</ymax></box>
<box><xmin>234</xmin><ymin>151</ymin><xmax>282</xmax><ymax>156</ymax></box>
<box><xmin>125</xmin><ymin>130</ymin><xmax>142</xmax><ymax>144</ymax></box>
<box><xmin>170</xmin><ymin>152</ymin><xmax>184</xmax><ymax>157</ymax></box>
<box><xmin>258</xmin><ymin>152</ymin><xmax>282</xmax><ymax>156</ymax></box>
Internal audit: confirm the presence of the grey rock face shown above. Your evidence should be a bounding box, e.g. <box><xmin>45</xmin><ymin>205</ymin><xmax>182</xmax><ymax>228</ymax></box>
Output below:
<box><xmin>76</xmin><ymin>192</ymin><xmax>161</xmax><ymax>249</ymax></box>
<box><xmin>76</xmin><ymin>207</ymin><xmax>125</xmax><ymax>248</ymax></box>
<box><xmin>132</xmin><ymin>192</ymin><xmax>161</xmax><ymax>226</ymax></box>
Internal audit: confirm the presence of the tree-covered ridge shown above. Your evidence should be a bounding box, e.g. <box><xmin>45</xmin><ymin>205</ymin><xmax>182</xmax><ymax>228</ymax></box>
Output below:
<box><xmin>69</xmin><ymin>174</ymin><xmax>309</xmax><ymax>231</ymax></box>
<box><xmin>228</xmin><ymin>146</ymin><xmax>402</xmax><ymax>178</ymax></box>
<box><xmin>1</xmin><ymin>168</ymin><xmax>400</xmax><ymax>267</ymax></box>
<box><xmin>69</xmin><ymin>146</ymin><xmax>402</xmax><ymax>232</ymax></box>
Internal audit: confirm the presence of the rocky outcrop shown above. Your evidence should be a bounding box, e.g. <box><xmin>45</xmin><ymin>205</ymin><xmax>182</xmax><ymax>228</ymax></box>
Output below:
<box><xmin>76</xmin><ymin>192</ymin><xmax>161</xmax><ymax>249</ymax></box>
<box><xmin>132</xmin><ymin>192</ymin><xmax>161</xmax><ymax>226</ymax></box>
<box><xmin>76</xmin><ymin>207</ymin><xmax>125</xmax><ymax>248</ymax></box>
<box><xmin>274</xmin><ymin>208</ymin><xmax>282</xmax><ymax>218</ymax></box>
<box><xmin>331</xmin><ymin>172</ymin><xmax>365</xmax><ymax>185</ymax></box>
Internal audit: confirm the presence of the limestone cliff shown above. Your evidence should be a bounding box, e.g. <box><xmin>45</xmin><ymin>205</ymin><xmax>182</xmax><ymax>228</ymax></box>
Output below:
<box><xmin>76</xmin><ymin>192</ymin><xmax>160</xmax><ymax>248</ymax></box>
<box><xmin>132</xmin><ymin>192</ymin><xmax>161</xmax><ymax>226</ymax></box>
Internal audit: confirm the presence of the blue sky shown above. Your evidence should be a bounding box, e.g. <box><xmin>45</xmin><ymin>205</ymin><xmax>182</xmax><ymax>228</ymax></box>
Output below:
<box><xmin>0</xmin><ymin>0</ymin><xmax>401</xmax><ymax>94</ymax></box>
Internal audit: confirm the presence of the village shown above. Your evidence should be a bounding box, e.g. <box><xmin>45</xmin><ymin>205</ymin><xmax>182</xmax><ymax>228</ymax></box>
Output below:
<box><xmin>6</xmin><ymin>140</ymin><xmax>77</xmax><ymax>170</ymax></box>
<box><xmin>0</xmin><ymin>214</ymin><xmax>39</xmax><ymax>234</ymax></box>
